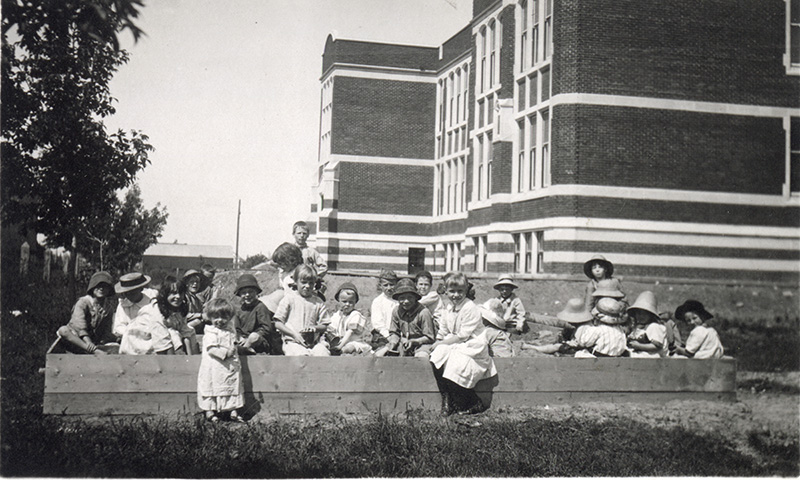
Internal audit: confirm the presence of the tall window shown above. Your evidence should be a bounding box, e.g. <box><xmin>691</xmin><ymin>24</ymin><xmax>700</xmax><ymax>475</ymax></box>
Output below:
<box><xmin>520</xmin><ymin>0</ymin><xmax>528</xmax><ymax>71</ymax></box>
<box><xmin>790</xmin><ymin>0</ymin><xmax>800</xmax><ymax>71</ymax></box>
<box><xmin>529</xmin><ymin>115</ymin><xmax>537</xmax><ymax>189</ymax></box>
<box><xmin>541</xmin><ymin>110</ymin><xmax>550</xmax><ymax>187</ymax></box>
<box><xmin>487</xmin><ymin>133</ymin><xmax>494</xmax><ymax>197</ymax></box>
<box><xmin>532</xmin><ymin>0</ymin><xmax>539</xmax><ymax>65</ymax></box>
<box><xmin>462</xmin><ymin>66</ymin><xmax>469</xmax><ymax>120</ymax></box>
<box><xmin>524</xmin><ymin>232</ymin><xmax>532</xmax><ymax>273</ymax></box>
<box><xmin>455</xmin><ymin>70</ymin><xmax>461</xmax><ymax>122</ymax></box>
<box><xmin>460</xmin><ymin>157</ymin><xmax>466</xmax><ymax>211</ymax></box>
<box><xmin>544</xmin><ymin>0</ymin><xmax>552</xmax><ymax>60</ymax></box>
<box><xmin>489</xmin><ymin>21</ymin><xmax>497</xmax><ymax>87</ymax></box>
<box><xmin>535</xmin><ymin>231</ymin><xmax>545</xmax><ymax>273</ymax></box>
<box><xmin>513</xmin><ymin>233</ymin><xmax>521</xmax><ymax>272</ymax></box>
<box><xmin>790</xmin><ymin>116</ymin><xmax>800</xmax><ymax>194</ymax></box>
<box><xmin>473</xmin><ymin>237</ymin><xmax>480</xmax><ymax>272</ymax></box>
<box><xmin>476</xmin><ymin>136</ymin><xmax>484</xmax><ymax>200</ymax></box>
<box><xmin>480</xmin><ymin>27</ymin><xmax>487</xmax><ymax>92</ymax></box>
<box><xmin>517</xmin><ymin>120</ymin><xmax>525</xmax><ymax>192</ymax></box>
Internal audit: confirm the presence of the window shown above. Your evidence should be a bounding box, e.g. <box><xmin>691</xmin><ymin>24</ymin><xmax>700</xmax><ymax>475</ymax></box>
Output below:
<box><xmin>524</xmin><ymin>232</ymin><xmax>532</xmax><ymax>273</ymax></box>
<box><xmin>520</xmin><ymin>0</ymin><xmax>528</xmax><ymax>72</ymax></box>
<box><xmin>790</xmin><ymin>116</ymin><xmax>800</xmax><ymax>194</ymax></box>
<box><xmin>532</xmin><ymin>0</ymin><xmax>539</xmax><ymax>65</ymax></box>
<box><xmin>544</xmin><ymin>0</ymin><xmax>552</xmax><ymax>60</ymax></box>
<box><xmin>541</xmin><ymin>110</ymin><xmax>551</xmax><ymax>187</ymax></box>
<box><xmin>476</xmin><ymin>136</ymin><xmax>484</xmax><ymax>200</ymax></box>
<box><xmin>478</xmin><ymin>99</ymin><xmax>485</xmax><ymax>128</ymax></box>
<box><xmin>789</xmin><ymin>0</ymin><xmax>799</xmax><ymax>71</ymax></box>
<box><xmin>487</xmin><ymin>133</ymin><xmax>494</xmax><ymax>197</ymax></box>
<box><xmin>455</xmin><ymin>70</ymin><xmax>461</xmax><ymax>123</ymax></box>
<box><xmin>529</xmin><ymin>114</ymin><xmax>537</xmax><ymax>189</ymax></box>
<box><xmin>448</xmin><ymin>74</ymin><xmax>454</xmax><ymax>127</ymax></box>
<box><xmin>541</xmin><ymin>67</ymin><xmax>550</xmax><ymax>102</ymax></box>
<box><xmin>517</xmin><ymin>120</ymin><xmax>526</xmax><ymax>192</ymax></box>
<box><xmin>535</xmin><ymin>231</ymin><xmax>545</xmax><ymax>273</ymax></box>
<box><xmin>489</xmin><ymin>21</ymin><xmax>496</xmax><ymax>88</ymax></box>
<box><xmin>440</xmin><ymin>81</ymin><xmax>447</xmax><ymax>132</ymax></box>
<box><xmin>513</xmin><ymin>233</ymin><xmax>521</xmax><ymax>272</ymax></box>
<box><xmin>480</xmin><ymin>27</ymin><xmax>487</xmax><ymax>92</ymax></box>
<box><xmin>488</xmin><ymin>95</ymin><xmax>494</xmax><ymax>125</ymax></box>
<box><xmin>462</xmin><ymin>65</ymin><xmax>469</xmax><ymax>120</ymax></box>
<box><xmin>460</xmin><ymin>157</ymin><xmax>466</xmax><ymax>211</ymax></box>
<box><xmin>473</xmin><ymin>238</ymin><xmax>480</xmax><ymax>272</ymax></box>
<box><xmin>529</xmin><ymin>74</ymin><xmax>537</xmax><ymax>107</ymax></box>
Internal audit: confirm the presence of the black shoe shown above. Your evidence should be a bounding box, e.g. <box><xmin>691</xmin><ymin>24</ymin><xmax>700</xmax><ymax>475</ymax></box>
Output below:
<box><xmin>440</xmin><ymin>393</ymin><xmax>455</xmax><ymax>417</ymax></box>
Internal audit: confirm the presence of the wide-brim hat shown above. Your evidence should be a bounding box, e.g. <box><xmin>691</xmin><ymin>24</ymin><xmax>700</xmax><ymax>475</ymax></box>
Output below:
<box><xmin>591</xmin><ymin>278</ymin><xmax>625</xmax><ymax>298</ymax></box>
<box><xmin>493</xmin><ymin>274</ymin><xmax>519</xmax><ymax>290</ymax></box>
<box><xmin>378</xmin><ymin>268</ymin><xmax>399</xmax><ymax>283</ymax></box>
<box><xmin>115</xmin><ymin>272</ymin><xmax>151</xmax><ymax>293</ymax></box>
<box><xmin>675</xmin><ymin>300</ymin><xmax>713</xmax><ymax>322</ymax></box>
<box><xmin>594</xmin><ymin>297</ymin><xmax>626</xmax><ymax>324</ymax></box>
<box><xmin>392</xmin><ymin>278</ymin><xmax>421</xmax><ymax>300</ymax></box>
<box><xmin>182</xmin><ymin>269</ymin><xmax>202</xmax><ymax>281</ymax></box>
<box><xmin>235</xmin><ymin>274</ymin><xmax>262</xmax><ymax>296</ymax></box>
<box><xmin>479</xmin><ymin>299</ymin><xmax>507</xmax><ymax>329</ymax></box>
<box><xmin>583</xmin><ymin>255</ymin><xmax>614</xmax><ymax>279</ymax></box>
<box><xmin>627</xmin><ymin>291</ymin><xmax>659</xmax><ymax>318</ymax></box>
<box><xmin>557</xmin><ymin>298</ymin><xmax>593</xmax><ymax>324</ymax></box>
<box><xmin>335</xmin><ymin>282</ymin><xmax>360</xmax><ymax>303</ymax></box>
<box><xmin>87</xmin><ymin>271</ymin><xmax>114</xmax><ymax>294</ymax></box>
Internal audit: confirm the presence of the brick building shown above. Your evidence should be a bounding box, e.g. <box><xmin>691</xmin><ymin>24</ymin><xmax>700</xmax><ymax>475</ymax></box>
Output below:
<box><xmin>311</xmin><ymin>0</ymin><xmax>800</xmax><ymax>283</ymax></box>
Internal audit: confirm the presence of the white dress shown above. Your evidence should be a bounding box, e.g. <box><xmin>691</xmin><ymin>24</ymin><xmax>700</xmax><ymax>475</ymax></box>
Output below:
<box><xmin>685</xmin><ymin>325</ymin><xmax>724</xmax><ymax>359</ymax></box>
<box><xmin>430</xmin><ymin>299</ymin><xmax>497</xmax><ymax>389</ymax></box>
<box><xmin>197</xmin><ymin>323</ymin><xmax>244</xmax><ymax>412</ymax></box>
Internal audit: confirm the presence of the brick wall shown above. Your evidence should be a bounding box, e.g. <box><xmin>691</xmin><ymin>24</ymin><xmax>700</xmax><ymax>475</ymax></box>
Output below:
<box><xmin>337</xmin><ymin>162</ymin><xmax>434</xmax><ymax>216</ymax></box>
<box><xmin>498</xmin><ymin>5</ymin><xmax>516</xmax><ymax>99</ymax></box>
<box><xmin>331</xmin><ymin>77</ymin><xmax>436</xmax><ymax>159</ymax></box>
<box><xmin>473</xmin><ymin>0</ymin><xmax>501</xmax><ymax>19</ymax></box>
<box><xmin>551</xmin><ymin>104</ymin><xmax>787</xmax><ymax>195</ymax></box>
<box><xmin>553</xmin><ymin>0</ymin><xmax>800</xmax><ymax>107</ymax></box>
<box><xmin>490</xmin><ymin>140</ymin><xmax>513</xmax><ymax>194</ymax></box>
<box><xmin>322</xmin><ymin>36</ymin><xmax>438</xmax><ymax>74</ymax></box>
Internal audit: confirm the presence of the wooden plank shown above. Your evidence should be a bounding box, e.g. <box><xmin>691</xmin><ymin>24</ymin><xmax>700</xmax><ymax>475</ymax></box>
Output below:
<box><xmin>44</xmin><ymin>355</ymin><xmax>736</xmax><ymax>394</ymax></box>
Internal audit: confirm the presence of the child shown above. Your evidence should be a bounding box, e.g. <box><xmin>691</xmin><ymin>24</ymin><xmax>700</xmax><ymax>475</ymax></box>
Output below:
<box><xmin>429</xmin><ymin>272</ymin><xmax>497</xmax><ymax>416</ymax></box>
<box><xmin>119</xmin><ymin>276</ymin><xmax>186</xmax><ymax>355</ymax></box>
<box><xmin>493</xmin><ymin>274</ymin><xmax>526</xmax><ymax>333</ymax></box>
<box><xmin>113</xmin><ymin>272</ymin><xmax>153</xmax><ymax>340</ymax></box>
<box><xmin>584</xmin><ymin>255</ymin><xmax>623</xmax><ymax>309</ymax></box>
<box><xmin>327</xmin><ymin>282</ymin><xmax>372</xmax><ymax>355</ymax></box>
<box><xmin>272</xmin><ymin>265</ymin><xmax>331</xmax><ymax>356</ymax></box>
<box><xmin>197</xmin><ymin>298</ymin><xmax>245</xmax><ymax>423</ymax></box>
<box><xmin>583</xmin><ymin>297</ymin><xmax>628</xmax><ymax>357</ymax></box>
<box><xmin>56</xmin><ymin>271</ymin><xmax>117</xmax><ymax>354</ymax></box>
<box><xmin>183</xmin><ymin>269</ymin><xmax>207</xmax><ymax>334</ymax></box>
<box><xmin>197</xmin><ymin>264</ymin><xmax>220</xmax><ymax>304</ymax></box>
<box><xmin>154</xmin><ymin>276</ymin><xmax>198</xmax><ymax>354</ymax></box>
<box><xmin>627</xmin><ymin>291</ymin><xmax>668</xmax><ymax>358</ymax></box>
<box><xmin>292</xmin><ymin>221</ymin><xmax>328</xmax><ymax>277</ymax></box>
<box><xmin>591</xmin><ymin>278</ymin><xmax>627</xmax><ymax>306</ymax></box>
<box><xmin>479</xmin><ymin>299</ymin><xmax>515</xmax><ymax>358</ymax></box>
<box><xmin>673</xmin><ymin>300</ymin><xmax>724</xmax><ymax>359</ymax></box>
<box><xmin>522</xmin><ymin>297</ymin><xmax>594</xmax><ymax>355</ymax></box>
<box><xmin>415</xmin><ymin>270</ymin><xmax>442</xmax><ymax>320</ymax></box>
<box><xmin>370</xmin><ymin>269</ymin><xmax>398</xmax><ymax>347</ymax></box>
<box><xmin>387</xmin><ymin>278</ymin><xmax>436</xmax><ymax>357</ymax></box>
<box><xmin>659</xmin><ymin>311</ymin><xmax>684</xmax><ymax>355</ymax></box>
<box><xmin>233</xmin><ymin>274</ymin><xmax>276</xmax><ymax>355</ymax></box>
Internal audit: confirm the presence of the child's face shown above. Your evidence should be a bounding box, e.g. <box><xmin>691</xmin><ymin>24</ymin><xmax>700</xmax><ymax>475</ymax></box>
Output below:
<box><xmin>212</xmin><ymin>317</ymin><xmax>229</xmax><ymax>329</ymax></box>
<box><xmin>497</xmin><ymin>285</ymin><xmax>514</xmax><ymax>299</ymax></box>
<box><xmin>297</xmin><ymin>276</ymin><xmax>316</xmax><ymax>298</ymax></box>
<box><xmin>416</xmin><ymin>277</ymin><xmax>431</xmax><ymax>296</ymax></box>
<box><xmin>338</xmin><ymin>290</ymin><xmax>357</xmax><ymax>314</ymax></box>
<box><xmin>684</xmin><ymin>311</ymin><xmax>703</xmax><ymax>327</ymax></box>
<box><xmin>446</xmin><ymin>284</ymin><xmax>467</xmax><ymax>305</ymax></box>
<box><xmin>631</xmin><ymin>310</ymin><xmax>651</xmax><ymax>327</ymax></box>
<box><xmin>397</xmin><ymin>292</ymin><xmax>418</xmax><ymax>312</ymax></box>
<box><xmin>591</xmin><ymin>263</ymin><xmax>607</xmax><ymax>280</ymax></box>
<box><xmin>92</xmin><ymin>284</ymin><xmax>110</xmax><ymax>298</ymax></box>
<box><xmin>185</xmin><ymin>275</ymin><xmax>201</xmax><ymax>293</ymax></box>
<box><xmin>238</xmin><ymin>286</ymin><xmax>259</xmax><ymax>306</ymax></box>
<box><xmin>379</xmin><ymin>279</ymin><xmax>396</xmax><ymax>297</ymax></box>
<box><xmin>122</xmin><ymin>288</ymin><xmax>144</xmax><ymax>302</ymax></box>
<box><xmin>167</xmin><ymin>290</ymin><xmax>183</xmax><ymax>308</ymax></box>
<box><xmin>293</xmin><ymin>227</ymin><xmax>309</xmax><ymax>246</ymax></box>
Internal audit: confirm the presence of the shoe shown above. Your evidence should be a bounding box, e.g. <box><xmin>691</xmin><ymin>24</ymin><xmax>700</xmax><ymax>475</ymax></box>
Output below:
<box><xmin>458</xmin><ymin>401</ymin><xmax>487</xmax><ymax>415</ymax></box>
<box><xmin>230</xmin><ymin>412</ymin><xmax>246</xmax><ymax>423</ymax></box>
<box><xmin>440</xmin><ymin>392</ymin><xmax>454</xmax><ymax>417</ymax></box>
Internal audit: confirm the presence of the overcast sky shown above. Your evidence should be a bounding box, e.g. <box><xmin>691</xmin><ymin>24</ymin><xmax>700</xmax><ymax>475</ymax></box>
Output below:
<box><xmin>106</xmin><ymin>0</ymin><xmax>472</xmax><ymax>258</ymax></box>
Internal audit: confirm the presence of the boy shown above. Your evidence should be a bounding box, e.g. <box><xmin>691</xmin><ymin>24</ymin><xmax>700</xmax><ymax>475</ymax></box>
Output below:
<box><xmin>493</xmin><ymin>274</ymin><xmax>526</xmax><ymax>333</ymax></box>
<box><xmin>233</xmin><ymin>274</ymin><xmax>276</xmax><ymax>355</ymax></box>
<box><xmin>292</xmin><ymin>221</ymin><xmax>328</xmax><ymax>277</ymax></box>
<box><xmin>272</xmin><ymin>265</ymin><xmax>331</xmax><ymax>356</ymax></box>
<box><xmin>387</xmin><ymin>278</ymin><xmax>436</xmax><ymax>357</ymax></box>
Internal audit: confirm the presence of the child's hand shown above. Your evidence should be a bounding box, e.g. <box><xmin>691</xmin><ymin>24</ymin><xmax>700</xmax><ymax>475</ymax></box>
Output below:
<box><xmin>402</xmin><ymin>338</ymin><xmax>415</xmax><ymax>350</ymax></box>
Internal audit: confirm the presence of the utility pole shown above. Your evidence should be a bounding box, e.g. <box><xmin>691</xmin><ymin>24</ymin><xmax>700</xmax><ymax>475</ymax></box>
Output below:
<box><xmin>235</xmin><ymin>199</ymin><xmax>241</xmax><ymax>269</ymax></box>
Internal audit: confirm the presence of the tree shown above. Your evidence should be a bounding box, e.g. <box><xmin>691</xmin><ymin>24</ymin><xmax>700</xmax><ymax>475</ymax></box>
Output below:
<box><xmin>242</xmin><ymin>253</ymin><xmax>268</xmax><ymax>270</ymax></box>
<box><xmin>1</xmin><ymin>1</ymin><xmax>151</xmax><ymax>269</ymax></box>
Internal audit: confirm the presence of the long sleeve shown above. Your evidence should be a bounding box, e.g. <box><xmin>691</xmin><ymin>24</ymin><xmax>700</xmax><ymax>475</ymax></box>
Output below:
<box><xmin>68</xmin><ymin>296</ymin><xmax>92</xmax><ymax>337</ymax></box>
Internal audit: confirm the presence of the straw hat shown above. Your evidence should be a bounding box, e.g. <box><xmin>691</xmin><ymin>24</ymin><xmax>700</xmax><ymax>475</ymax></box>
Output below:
<box><xmin>594</xmin><ymin>297</ymin><xmax>626</xmax><ymax>324</ymax></box>
<box><xmin>114</xmin><ymin>272</ymin><xmax>151</xmax><ymax>294</ymax></box>
<box><xmin>591</xmin><ymin>278</ymin><xmax>625</xmax><ymax>298</ymax></box>
<box><xmin>392</xmin><ymin>278</ymin><xmax>421</xmax><ymax>300</ymax></box>
<box><xmin>626</xmin><ymin>291</ymin><xmax>659</xmax><ymax>318</ymax></box>
<box><xmin>234</xmin><ymin>274</ymin><xmax>262</xmax><ymax>296</ymax></box>
<box><xmin>674</xmin><ymin>300</ymin><xmax>713</xmax><ymax>322</ymax></box>
<box><xmin>479</xmin><ymin>298</ymin><xmax>507</xmax><ymax>329</ymax></box>
<box><xmin>493</xmin><ymin>274</ymin><xmax>519</xmax><ymax>290</ymax></box>
<box><xmin>86</xmin><ymin>271</ymin><xmax>113</xmax><ymax>294</ymax></box>
<box><xmin>182</xmin><ymin>269</ymin><xmax>202</xmax><ymax>281</ymax></box>
<box><xmin>335</xmin><ymin>282</ymin><xmax>360</xmax><ymax>303</ymax></box>
<box><xmin>583</xmin><ymin>255</ymin><xmax>614</xmax><ymax>279</ymax></box>
<box><xmin>557</xmin><ymin>298</ymin><xmax>593</xmax><ymax>324</ymax></box>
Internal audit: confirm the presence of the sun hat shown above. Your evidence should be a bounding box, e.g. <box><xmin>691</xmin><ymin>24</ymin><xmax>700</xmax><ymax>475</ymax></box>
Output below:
<box><xmin>557</xmin><ymin>298</ymin><xmax>593</xmax><ymax>324</ymax></box>
<box><xmin>594</xmin><ymin>297</ymin><xmax>626</xmax><ymax>324</ymax></box>
<box><xmin>674</xmin><ymin>300</ymin><xmax>714</xmax><ymax>322</ymax></box>
<box><xmin>392</xmin><ymin>278</ymin><xmax>421</xmax><ymax>300</ymax></box>
<box><xmin>335</xmin><ymin>282</ymin><xmax>360</xmax><ymax>303</ymax></box>
<box><xmin>182</xmin><ymin>269</ymin><xmax>202</xmax><ymax>281</ymax></box>
<box><xmin>493</xmin><ymin>274</ymin><xmax>519</xmax><ymax>290</ymax></box>
<box><xmin>378</xmin><ymin>268</ymin><xmax>399</xmax><ymax>283</ymax></box>
<box><xmin>627</xmin><ymin>291</ymin><xmax>659</xmax><ymax>317</ymax></box>
<box><xmin>234</xmin><ymin>274</ymin><xmax>262</xmax><ymax>296</ymax></box>
<box><xmin>114</xmin><ymin>272</ymin><xmax>151</xmax><ymax>294</ymax></box>
<box><xmin>583</xmin><ymin>255</ymin><xmax>614</xmax><ymax>279</ymax></box>
<box><xmin>479</xmin><ymin>298</ymin><xmax>507</xmax><ymax>329</ymax></box>
<box><xmin>87</xmin><ymin>271</ymin><xmax>113</xmax><ymax>294</ymax></box>
<box><xmin>591</xmin><ymin>278</ymin><xmax>625</xmax><ymax>298</ymax></box>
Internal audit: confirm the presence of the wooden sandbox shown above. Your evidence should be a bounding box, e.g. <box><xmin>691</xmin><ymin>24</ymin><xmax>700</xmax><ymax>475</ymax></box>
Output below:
<box><xmin>43</xmin><ymin>354</ymin><xmax>736</xmax><ymax>416</ymax></box>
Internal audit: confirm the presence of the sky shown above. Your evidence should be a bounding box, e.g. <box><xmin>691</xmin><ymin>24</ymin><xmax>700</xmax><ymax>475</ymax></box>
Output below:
<box><xmin>105</xmin><ymin>0</ymin><xmax>473</xmax><ymax>259</ymax></box>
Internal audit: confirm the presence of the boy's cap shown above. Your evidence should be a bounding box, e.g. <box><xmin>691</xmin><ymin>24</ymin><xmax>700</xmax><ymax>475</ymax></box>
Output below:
<box><xmin>493</xmin><ymin>274</ymin><xmax>519</xmax><ymax>290</ymax></box>
<box><xmin>594</xmin><ymin>297</ymin><xmax>626</xmax><ymax>324</ymax></box>
<box><xmin>627</xmin><ymin>291</ymin><xmax>659</xmax><ymax>317</ymax></box>
<box><xmin>234</xmin><ymin>274</ymin><xmax>262</xmax><ymax>296</ymax></box>
<box><xmin>392</xmin><ymin>278</ymin><xmax>421</xmax><ymax>300</ymax></box>
<box><xmin>674</xmin><ymin>299</ymin><xmax>713</xmax><ymax>322</ymax></box>
<box><xmin>479</xmin><ymin>298</ymin><xmax>506</xmax><ymax>329</ymax></box>
<box><xmin>557</xmin><ymin>298</ymin><xmax>593</xmax><ymax>324</ymax></box>
<box><xmin>378</xmin><ymin>269</ymin><xmax>398</xmax><ymax>282</ymax></box>
<box><xmin>87</xmin><ymin>271</ymin><xmax>114</xmax><ymax>294</ymax></box>
<box><xmin>335</xmin><ymin>282</ymin><xmax>359</xmax><ymax>303</ymax></box>
<box><xmin>583</xmin><ymin>254</ymin><xmax>614</xmax><ymax>279</ymax></box>
<box><xmin>115</xmin><ymin>272</ymin><xmax>151</xmax><ymax>294</ymax></box>
<box><xmin>591</xmin><ymin>278</ymin><xmax>625</xmax><ymax>298</ymax></box>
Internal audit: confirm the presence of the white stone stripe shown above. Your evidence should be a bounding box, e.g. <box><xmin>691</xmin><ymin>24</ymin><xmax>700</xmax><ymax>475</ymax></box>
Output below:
<box><xmin>551</xmin><ymin>93</ymin><xmax>800</xmax><ymax>118</ymax></box>
<box><xmin>547</xmin><ymin>251</ymin><xmax>800</xmax><ymax>272</ymax></box>
<box><xmin>545</xmin><ymin>228</ymin><xmax>800</xmax><ymax>251</ymax></box>
<box><xmin>332</xmin><ymin>211</ymin><xmax>433</xmax><ymax>223</ymax></box>
<box><xmin>331</xmin><ymin>154</ymin><xmax>434</xmax><ymax>168</ymax></box>
<box><xmin>316</xmin><ymin>232</ymin><xmax>434</xmax><ymax>244</ymax></box>
<box><xmin>323</xmin><ymin>64</ymin><xmax>437</xmax><ymax>83</ymax></box>
<box><xmin>331</xmin><ymin>254</ymin><xmax>410</xmax><ymax>265</ymax></box>
<box><xmin>317</xmin><ymin>239</ymin><xmax>433</xmax><ymax>250</ymax></box>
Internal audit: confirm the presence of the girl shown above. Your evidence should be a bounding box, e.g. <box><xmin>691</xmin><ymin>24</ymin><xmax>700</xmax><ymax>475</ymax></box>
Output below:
<box><xmin>583</xmin><ymin>297</ymin><xmax>628</xmax><ymax>357</ymax></box>
<box><xmin>370</xmin><ymin>269</ymin><xmax>398</xmax><ymax>348</ymax></box>
<box><xmin>479</xmin><ymin>299</ymin><xmax>515</xmax><ymax>358</ymax></box>
<box><xmin>197</xmin><ymin>298</ymin><xmax>245</xmax><ymax>423</ymax></box>
<box><xmin>56</xmin><ymin>271</ymin><xmax>117</xmax><ymax>354</ymax></box>
<box><xmin>119</xmin><ymin>277</ymin><xmax>180</xmax><ymax>355</ymax></box>
<box><xmin>272</xmin><ymin>265</ymin><xmax>331</xmax><ymax>356</ymax></box>
<box><xmin>493</xmin><ymin>274</ymin><xmax>526</xmax><ymax>333</ymax></box>
<box><xmin>183</xmin><ymin>270</ymin><xmax>207</xmax><ymax>334</ymax></box>
<box><xmin>627</xmin><ymin>291</ymin><xmax>668</xmax><ymax>358</ymax></box>
<box><xmin>260</xmin><ymin>242</ymin><xmax>307</xmax><ymax>314</ymax></box>
<box><xmin>327</xmin><ymin>282</ymin><xmax>373</xmax><ymax>355</ymax></box>
<box><xmin>584</xmin><ymin>255</ymin><xmax>623</xmax><ymax>309</ymax></box>
<box><xmin>673</xmin><ymin>300</ymin><xmax>724</xmax><ymax>359</ymax></box>
<box><xmin>429</xmin><ymin>272</ymin><xmax>497</xmax><ymax>416</ymax></box>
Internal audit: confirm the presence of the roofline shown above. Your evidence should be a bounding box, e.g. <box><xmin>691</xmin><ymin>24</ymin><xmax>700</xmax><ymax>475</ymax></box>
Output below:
<box><xmin>321</xmin><ymin>62</ymin><xmax>439</xmax><ymax>82</ymax></box>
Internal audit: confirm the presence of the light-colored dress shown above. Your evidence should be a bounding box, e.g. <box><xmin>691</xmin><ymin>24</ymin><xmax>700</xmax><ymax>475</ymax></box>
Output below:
<box><xmin>273</xmin><ymin>292</ymin><xmax>330</xmax><ymax>356</ymax></box>
<box><xmin>576</xmin><ymin>324</ymin><xmax>627</xmax><ymax>357</ymax></box>
<box><xmin>630</xmin><ymin>322</ymin><xmax>668</xmax><ymax>358</ymax></box>
<box><xmin>430</xmin><ymin>299</ymin><xmax>497</xmax><ymax>389</ymax></box>
<box><xmin>370</xmin><ymin>293</ymin><xmax>396</xmax><ymax>338</ymax></box>
<box><xmin>119</xmin><ymin>302</ymin><xmax>173</xmax><ymax>355</ymax></box>
<box><xmin>197</xmin><ymin>323</ymin><xmax>244</xmax><ymax>412</ymax></box>
<box><xmin>113</xmin><ymin>293</ymin><xmax>152</xmax><ymax>338</ymax></box>
<box><xmin>685</xmin><ymin>325</ymin><xmax>724</xmax><ymax>359</ymax></box>
<box><xmin>328</xmin><ymin>310</ymin><xmax>372</xmax><ymax>353</ymax></box>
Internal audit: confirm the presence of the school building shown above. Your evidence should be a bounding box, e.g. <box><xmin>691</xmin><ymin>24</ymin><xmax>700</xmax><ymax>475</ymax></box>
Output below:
<box><xmin>310</xmin><ymin>0</ymin><xmax>800</xmax><ymax>283</ymax></box>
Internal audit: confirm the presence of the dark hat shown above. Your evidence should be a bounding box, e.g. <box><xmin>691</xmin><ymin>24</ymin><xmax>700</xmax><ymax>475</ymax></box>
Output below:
<box><xmin>234</xmin><ymin>274</ymin><xmax>262</xmax><ymax>296</ymax></box>
<box><xmin>115</xmin><ymin>272</ymin><xmax>151</xmax><ymax>294</ymax></box>
<box><xmin>87</xmin><ymin>271</ymin><xmax>113</xmax><ymax>295</ymax></box>
<box><xmin>675</xmin><ymin>300</ymin><xmax>713</xmax><ymax>322</ymax></box>
<box><xmin>392</xmin><ymin>278</ymin><xmax>421</xmax><ymax>300</ymax></box>
<box><xmin>583</xmin><ymin>255</ymin><xmax>614</xmax><ymax>279</ymax></box>
<box><xmin>335</xmin><ymin>282</ymin><xmax>360</xmax><ymax>303</ymax></box>
<box><xmin>378</xmin><ymin>268</ymin><xmax>399</xmax><ymax>282</ymax></box>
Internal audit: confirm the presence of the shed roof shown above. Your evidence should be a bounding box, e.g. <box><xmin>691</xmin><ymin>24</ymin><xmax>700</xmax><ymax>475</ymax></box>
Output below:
<box><xmin>143</xmin><ymin>243</ymin><xmax>234</xmax><ymax>259</ymax></box>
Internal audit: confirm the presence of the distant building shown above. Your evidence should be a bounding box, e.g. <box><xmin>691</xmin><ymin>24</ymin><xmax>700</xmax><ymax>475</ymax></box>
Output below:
<box><xmin>311</xmin><ymin>0</ymin><xmax>800</xmax><ymax>283</ymax></box>
<box><xmin>142</xmin><ymin>243</ymin><xmax>234</xmax><ymax>275</ymax></box>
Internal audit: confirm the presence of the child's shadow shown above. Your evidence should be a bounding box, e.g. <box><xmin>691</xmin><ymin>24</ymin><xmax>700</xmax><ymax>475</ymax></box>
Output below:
<box><xmin>475</xmin><ymin>374</ymin><xmax>499</xmax><ymax>408</ymax></box>
<box><xmin>239</xmin><ymin>356</ymin><xmax>263</xmax><ymax>419</ymax></box>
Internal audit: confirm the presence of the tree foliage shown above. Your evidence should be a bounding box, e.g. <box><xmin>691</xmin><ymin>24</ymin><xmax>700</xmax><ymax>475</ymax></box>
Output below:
<box><xmin>241</xmin><ymin>253</ymin><xmax>269</xmax><ymax>270</ymax></box>
<box><xmin>1</xmin><ymin>0</ymin><xmax>152</xmax><ymax>252</ymax></box>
